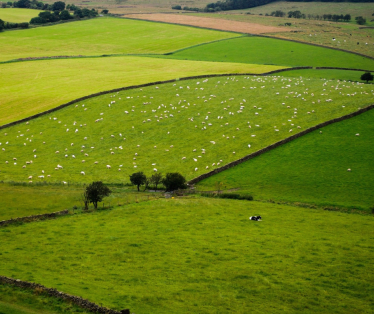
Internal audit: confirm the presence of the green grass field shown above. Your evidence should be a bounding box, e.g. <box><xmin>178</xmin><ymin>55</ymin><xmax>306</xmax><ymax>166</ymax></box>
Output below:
<box><xmin>1</xmin><ymin>197</ymin><xmax>374</xmax><ymax>313</ymax></box>
<box><xmin>161</xmin><ymin>36</ymin><xmax>374</xmax><ymax>70</ymax></box>
<box><xmin>0</xmin><ymin>8</ymin><xmax>42</xmax><ymax>23</ymax></box>
<box><xmin>0</xmin><ymin>16</ymin><xmax>240</xmax><ymax>62</ymax></box>
<box><xmin>0</xmin><ymin>56</ymin><xmax>284</xmax><ymax>125</ymax></box>
<box><xmin>0</xmin><ymin>75</ymin><xmax>372</xmax><ymax>184</ymax></box>
<box><xmin>197</xmin><ymin>108</ymin><xmax>374</xmax><ymax>210</ymax></box>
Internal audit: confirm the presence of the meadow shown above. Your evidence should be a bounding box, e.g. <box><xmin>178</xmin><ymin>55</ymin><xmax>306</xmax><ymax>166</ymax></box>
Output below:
<box><xmin>161</xmin><ymin>36</ymin><xmax>374</xmax><ymax>69</ymax></box>
<box><xmin>1</xmin><ymin>198</ymin><xmax>374</xmax><ymax>313</ymax></box>
<box><xmin>0</xmin><ymin>56</ymin><xmax>284</xmax><ymax>125</ymax></box>
<box><xmin>0</xmin><ymin>75</ymin><xmax>373</xmax><ymax>185</ymax></box>
<box><xmin>0</xmin><ymin>8</ymin><xmax>42</xmax><ymax>23</ymax></box>
<box><xmin>198</xmin><ymin>108</ymin><xmax>374</xmax><ymax>210</ymax></box>
<box><xmin>0</xmin><ymin>16</ymin><xmax>240</xmax><ymax>62</ymax></box>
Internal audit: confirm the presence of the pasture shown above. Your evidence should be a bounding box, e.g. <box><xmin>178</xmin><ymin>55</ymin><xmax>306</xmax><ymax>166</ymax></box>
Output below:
<box><xmin>0</xmin><ymin>75</ymin><xmax>372</xmax><ymax>184</ymax></box>
<box><xmin>198</xmin><ymin>108</ymin><xmax>374</xmax><ymax>210</ymax></box>
<box><xmin>0</xmin><ymin>56</ymin><xmax>283</xmax><ymax>125</ymax></box>
<box><xmin>1</xmin><ymin>198</ymin><xmax>374</xmax><ymax>313</ymax></box>
<box><xmin>0</xmin><ymin>16</ymin><xmax>239</xmax><ymax>62</ymax></box>
<box><xmin>161</xmin><ymin>36</ymin><xmax>374</xmax><ymax>69</ymax></box>
<box><xmin>0</xmin><ymin>8</ymin><xmax>42</xmax><ymax>23</ymax></box>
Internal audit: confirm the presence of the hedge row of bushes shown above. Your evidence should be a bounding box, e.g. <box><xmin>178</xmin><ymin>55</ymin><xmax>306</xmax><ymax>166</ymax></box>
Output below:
<box><xmin>201</xmin><ymin>193</ymin><xmax>253</xmax><ymax>201</ymax></box>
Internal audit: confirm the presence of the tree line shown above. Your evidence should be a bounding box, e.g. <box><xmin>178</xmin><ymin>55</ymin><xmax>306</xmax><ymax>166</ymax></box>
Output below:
<box><xmin>81</xmin><ymin>172</ymin><xmax>187</xmax><ymax>210</ymax></box>
<box><xmin>172</xmin><ymin>0</ymin><xmax>374</xmax><ymax>13</ymax></box>
<box><xmin>270</xmin><ymin>10</ymin><xmax>352</xmax><ymax>22</ymax></box>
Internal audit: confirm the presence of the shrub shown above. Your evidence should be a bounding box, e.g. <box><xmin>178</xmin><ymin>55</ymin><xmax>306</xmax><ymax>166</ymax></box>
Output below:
<box><xmin>172</xmin><ymin>5</ymin><xmax>181</xmax><ymax>10</ymax></box>
<box><xmin>162</xmin><ymin>172</ymin><xmax>187</xmax><ymax>191</ymax></box>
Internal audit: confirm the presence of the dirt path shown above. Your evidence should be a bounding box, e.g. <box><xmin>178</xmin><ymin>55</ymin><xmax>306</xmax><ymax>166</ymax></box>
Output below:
<box><xmin>124</xmin><ymin>13</ymin><xmax>291</xmax><ymax>34</ymax></box>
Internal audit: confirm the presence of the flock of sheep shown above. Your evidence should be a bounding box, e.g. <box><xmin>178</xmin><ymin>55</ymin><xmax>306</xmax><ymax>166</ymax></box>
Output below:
<box><xmin>0</xmin><ymin>75</ymin><xmax>372</xmax><ymax>183</ymax></box>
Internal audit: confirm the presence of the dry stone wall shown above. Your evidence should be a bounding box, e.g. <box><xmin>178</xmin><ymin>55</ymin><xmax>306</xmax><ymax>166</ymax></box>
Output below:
<box><xmin>0</xmin><ymin>276</ymin><xmax>130</xmax><ymax>314</ymax></box>
<box><xmin>0</xmin><ymin>209</ymin><xmax>69</xmax><ymax>227</ymax></box>
<box><xmin>188</xmin><ymin>104</ymin><xmax>374</xmax><ymax>185</ymax></box>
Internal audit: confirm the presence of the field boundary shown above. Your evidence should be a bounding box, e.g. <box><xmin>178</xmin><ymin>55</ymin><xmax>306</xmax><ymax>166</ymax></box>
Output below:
<box><xmin>0</xmin><ymin>276</ymin><xmax>128</xmax><ymax>314</ymax></box>
<box><xmin>188</xmin><ymin>104</ymin><xmax>374</xmax><ymax>184</ymax></box>
<box><xmin>0</xmin><ymin>209</ymin><xmax>69</xmax><ymax>228</ymax></box>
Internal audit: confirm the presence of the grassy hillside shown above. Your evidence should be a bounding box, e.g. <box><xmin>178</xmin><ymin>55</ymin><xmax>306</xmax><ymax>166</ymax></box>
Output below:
<box><xmin>198</xmin><ymin>108</ymin><xmax>374</xmax><ymax>210</ymax></box>
<box><xmin>1</xmin><ymin>198</ymin><xmax>374</xmax><ymax>313</ymax></box>
<box><xmin>0</xmin><ymin>75</ymin><xmax>372</xmax><ymax>184</ymax></box>
<box><xmin>0</xmin><ymin>8</ymin><xmax>41</xmax><ymax>23</ymax></box>
<box><xmin>161</xmin><ymin>36</ymin><xmax>374</xmax><ymax>70</ymax></box>
<box><xmin>0</xmin><ymin>56</ymin><xmax>284</xmax><ymax>125</ymax></box>
<box><xmin>0</xmin><ymin>17</ymin><xmax>240</xmax><ymax>62</ymax></box>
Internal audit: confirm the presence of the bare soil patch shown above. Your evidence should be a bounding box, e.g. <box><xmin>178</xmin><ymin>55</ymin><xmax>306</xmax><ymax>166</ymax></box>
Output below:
<box><xmin>124</xmin><ymin>13</ymin><xmax>291</xmax><ymax>34</ymax></box>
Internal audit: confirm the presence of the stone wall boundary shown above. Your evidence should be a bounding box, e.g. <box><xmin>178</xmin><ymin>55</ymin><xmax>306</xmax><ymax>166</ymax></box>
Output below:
<box><xmin>315</xmin><ymin>66</ymin><xmax>373</xmax><ymax>72</ymax></box>
<box><xmin>0</xmin><ymin>209</ymin><xmax>69</xmax><ymax>227</ymax></box>
<box><xmin>188</xmin><ymin>104</ymin><xmax>374</xmax><ymax>185</ymax></box>
<box><xmin>0</xmin><ymin>276</ymin><xmax>129</xmax><ymax>314</ymax></box>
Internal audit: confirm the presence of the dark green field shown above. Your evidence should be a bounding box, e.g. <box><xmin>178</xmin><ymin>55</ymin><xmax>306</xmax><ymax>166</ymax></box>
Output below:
<box><xmin>198</xmin><ymin>108</ymin><xmax>374</xmax><ymax>210</ymax></box>
<box><xmin>160</xmin><ymin>36</ymin><xmax>374</xmax><ymax>70</ymax></box>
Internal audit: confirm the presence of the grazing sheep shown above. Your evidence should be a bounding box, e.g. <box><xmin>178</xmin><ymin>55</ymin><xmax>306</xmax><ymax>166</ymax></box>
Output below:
<box><xmin>106</xmin><ymin>165</ymin><xmax>111</xmax><ymax>169</ymax></box>
<box><xmin>81</xmin><ymin>171</ymin><xmax>85</xmax><ymax>175</ymax></box>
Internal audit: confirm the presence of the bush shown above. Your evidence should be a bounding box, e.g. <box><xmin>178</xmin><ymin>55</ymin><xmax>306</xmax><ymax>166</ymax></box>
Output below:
<box><xmin>162</xmin><ymin>172</ymin><xmax>187</xmax><ymax>191</ymax></box>
<box><xmin>171</xmin><ymin>5</ymin><xmax>181</xmax><ymax>10</ymax></box>
<box><xmin>19</xmin><ymin>22</ymin><xmax>29</xmax><ymax>28</ymax></box>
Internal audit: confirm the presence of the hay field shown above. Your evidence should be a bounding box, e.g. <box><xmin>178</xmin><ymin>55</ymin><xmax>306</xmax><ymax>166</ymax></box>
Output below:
<box><xmin>0</xmin><ymin>56</ymin><xmax>283</xmax><ymax>125</ymax></box>
<box><xmin>0</xmin><ymin>16</ymin><xmax>240</xmax><ymax>62</ymax></box>
<box><xmin>125</xmin><ymin>13</ymin><xmax>290</xmax><ymax>34</ymax></box>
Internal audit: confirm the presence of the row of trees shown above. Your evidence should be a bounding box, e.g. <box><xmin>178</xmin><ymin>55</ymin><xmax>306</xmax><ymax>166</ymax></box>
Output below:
<box><xmin>0</xmin><ymin>18</ymin><xmax>29</xmax><ymax>30</ymax></box>
<box><xmin>199</xmin><ymin>0</ymin><xmax>373</xmax><ymax>13</ymax></box>
<box><xmin>129</xmin><ymin>172</ymin><xmax>187</xmax><ymax>192</ymax></box>
<box><xmin>30</xmin><ymin>7</ymin><xmax>99</xmax><ymax>24</ymax></box>
<box><xmin>82</xmin><ymin>172</ymin><xmax>187</xmax><ymax>209</ymax></box>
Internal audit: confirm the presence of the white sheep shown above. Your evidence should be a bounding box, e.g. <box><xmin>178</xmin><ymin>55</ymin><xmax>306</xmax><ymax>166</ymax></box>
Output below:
<box><xmin>106</xmin><ymin>165</ymin><xmax>111</xmax><ymax>169</ymax></box>
<box><xmin>81</xmin><ymin>171</ymin><xmax>85</xmax><ymax>175</ymax></box>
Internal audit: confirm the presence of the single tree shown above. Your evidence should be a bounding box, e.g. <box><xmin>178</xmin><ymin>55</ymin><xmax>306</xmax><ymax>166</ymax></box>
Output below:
<box><xmin>86</xmin><ymin>181</ymin><xmax>111</xmax><ymax>209</ymax></box>
<box><xmin>162</xmin><ymin>172</ymin><xmax>187</xmax><ymax>192</ymax></box>
<box><xmin>361</xmin><ymin>72</ymin><xmax>373</xmax><ymax>83</ymax></box>
<box><xmin>130</xmin><ymin>172</ymin><xmax>147</xmax><ymax>191</ymax></box>
<box><xmin>150</xmin><ymin>173</ymin><xmax>163</xmax><ymax>190</ymax></box>
<box><xmin>101</xmin><ymin>9</ymin><xmax>109</xmax><ymax>14</ymax></box>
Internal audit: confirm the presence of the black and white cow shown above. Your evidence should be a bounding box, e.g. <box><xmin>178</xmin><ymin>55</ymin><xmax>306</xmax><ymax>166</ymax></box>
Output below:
<box><xmin>249</xmin><ymin>215</ymin><xmax>262</xmax><ymax>221</ymax></box>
